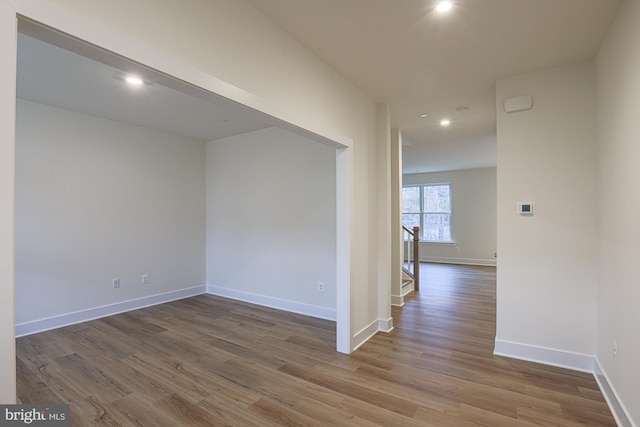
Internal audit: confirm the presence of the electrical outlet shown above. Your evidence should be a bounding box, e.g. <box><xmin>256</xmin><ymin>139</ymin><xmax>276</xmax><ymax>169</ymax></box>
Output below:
<box><xmin>613</xmin><ymin>340</ymin><xmax>617</xmax><ymax>360</ymax></box>
<box><xmin>112</xmin><ymin>278</ymin><xmax>120</xmax><ymax>289</ymax></box>
<box><xmin>141</xmin><ymin>274</ymin><xmax>149</xmax><ymax>285</ymax></box>
<box><xmin>317</xmin><ymin>282</ymin><xmax>325</xmax><ymax>292</ymax></box>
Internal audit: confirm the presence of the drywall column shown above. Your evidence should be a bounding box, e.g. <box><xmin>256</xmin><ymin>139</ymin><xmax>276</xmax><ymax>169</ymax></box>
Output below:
<box><xmin>376</xmin><ymin>103</ymin><xmax>392</xmax><ymax>330</ymax></box>
<box><xmin>390</xmin><ymin>129</ymin><xmax>404</xmax><ymax>305</ymax></box>
<box><xmin>0</xmin><ymin>1</ymin><xmax>16</xmax><ymax>403</ymax></box>
<box><xmin>495</xmin><ymin>61</ymin><xmax>598</xmax><ymax>365</ymax></box>
<box><xmin>336</xmin><ymin>145</ymin><xmax>352</xmax><ymax>353</ymax></box>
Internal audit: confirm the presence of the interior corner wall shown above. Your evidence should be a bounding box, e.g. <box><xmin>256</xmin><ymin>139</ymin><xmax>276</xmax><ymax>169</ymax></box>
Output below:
<box><xmin>205</xmin><ymin>127</ymin><xmax>336</xmax><ymax>318</ymax></box>
<box><xmin>15</xmin><ymin>100</ymin><xmax>206</xmax><ymax>326</ymax></box>
<box><xmin>595</xmin><ymin>0</ymin><xmax>640</xmax><ymax>423</ymax></box>
<box><xmin>495</xmin><ymin>61</ymin><xmax>598</xmax><ymax>357</ymax></box>
<box><xmin>403</xmin><ymin>168</ymin><xmax>496</xmax><ymax>266</ymax></box>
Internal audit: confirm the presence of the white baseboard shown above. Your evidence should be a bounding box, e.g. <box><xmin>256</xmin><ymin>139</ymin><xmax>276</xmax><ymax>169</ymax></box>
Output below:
<box><xmin>15</xmin><ymin>285</ymin><xmax>207</xmax><ymax>337</ymax></box>
<box><xmin>391</xmin><ymin>294</ymin><xmax>404</xmax><ymax>306</ymax></box>
<box><xmin>206</xmin><ymin>285</ymin><xmax>336</xmax><ymax>321</ymax></box>
<box><xmin>351</xmin><ymin>317</ymin><xmax>394</xmax><ymax>351</ymax></box>
<box><xmin>420</xmin><ymin>256</ymin><xmax>496</xmax><ymax>266</ymax></box>
<box><xmin>495</xmin><ymin>340</ymin><xmax>636</xmax><ymax>427</ymax></box>
<box><xmin>392</xmin><ymin>281</ymin><xmax>414</xmax><ymax>307</ymax></box>
<box><xmin>378</xmin><ymin>317</ymin><xmax>393</xmax><ymax>333</ymax></box>
<box><xmin>493</xmin><ymin>339</ymin><xmax>594</xmax><ymax>373</ymax></box>
<box><xmin>402</xmin><ymin>284</ymin><xmax>414</xmax><ymax>296</ymax></box>
<box><xmin>594</xmin><ymin>359</ymin><xmax>635</xmax><ymax>427</ymax></box>
<box><xmin>352</xmin><ymin>319</ymin><xmax>380</xmax><ymax>351</ymax></box>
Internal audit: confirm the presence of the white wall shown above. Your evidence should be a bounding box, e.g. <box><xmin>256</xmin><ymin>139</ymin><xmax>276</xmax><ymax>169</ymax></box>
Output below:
<box><xmin>15</xmin><ymin>100</ymin><xmax>206</xmax><ymax>326</ymax></box>
<box><xmin>495</xmin><ymin>62</ymin><xmax>598</xmax><ymax>356</ymax></box>
<box><xmin>206</xmin><ymin>127</ymin><xmax>336</xmax><ymax>318</ymax></box>
<box><xmin>403</xmin><ymin>168</ymin><xmax>496</xmax><ymax>266</ymax></box>
<box><xmin>595</xmin><ymin>0</ymin><xmax>640</xmax><ymax>424</ymax></box>
<box><xmin>0</xmin><ymin>0</ymin><xmax>16</xmax><ymax>403</ymax></box>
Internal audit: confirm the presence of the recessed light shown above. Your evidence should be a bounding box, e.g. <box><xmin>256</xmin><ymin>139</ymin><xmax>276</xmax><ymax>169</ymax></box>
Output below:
<box><xmin>125</xmin><ymin>75</ymin><xmax>144</xmax><ymax>86</ymax></box>
<box><xmin>436</xmin><ymin>1</ymin><xmax>453</xmax><ymax>12</ymax></box>
<box><xmin>419</xmin><ymin>113</ymin><xmax>428</xmax><ymax>118</ymax></box>
<box><xmin>440</xmin><ymin>119</ymin><xmax>451</xmax><ymax>126</ymax></box>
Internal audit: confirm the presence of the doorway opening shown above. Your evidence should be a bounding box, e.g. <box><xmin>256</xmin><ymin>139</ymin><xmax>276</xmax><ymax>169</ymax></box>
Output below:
<box><xmin>12</xmin><ymin>18</ymin><xmax>352</xmax><ymax>354</ymax></box>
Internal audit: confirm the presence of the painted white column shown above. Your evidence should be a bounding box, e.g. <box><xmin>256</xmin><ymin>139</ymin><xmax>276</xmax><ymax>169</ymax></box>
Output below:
<box><xmin>336</xmin><ymin>145</ymin><xmax>352</xmax><ymax>353</ymax></box>
<box><xmin>390</xmin><ymin>129</ymin><xmax>404</xmax><ymax>306</ymax></box>
<box><xmin>376</xmin><ymin>104</ymin><xmax>393</xmax><ymax>330</ymax></box>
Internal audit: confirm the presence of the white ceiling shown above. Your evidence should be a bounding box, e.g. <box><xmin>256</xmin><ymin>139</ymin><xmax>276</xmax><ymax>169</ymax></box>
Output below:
<box><xmin>17</xmin><ymin>33</ymin><xmax>270</xmax><ymax>142</ymax></box>
<box><xmin>17</xmin><ymin>1</ymin><xmax>622</xmax><ymax>173</ymax></box>
<box><xmin>247</xmin><ymin>0</ymin><xmax>621</xmax><ymax>173</ymax></box>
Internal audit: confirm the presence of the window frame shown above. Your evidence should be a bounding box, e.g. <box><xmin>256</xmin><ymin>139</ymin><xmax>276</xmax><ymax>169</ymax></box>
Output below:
<box><xmin>402</xmin><ymin>183</ymin><xmax>453</xmax><ymax>243</ymax></box>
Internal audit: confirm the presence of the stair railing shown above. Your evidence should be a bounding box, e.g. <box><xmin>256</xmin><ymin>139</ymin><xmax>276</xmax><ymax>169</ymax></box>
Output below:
<box><xmin>402</xmin><ymin>226</ymin><xmax>420</xmax><ymax>291</ymax></box>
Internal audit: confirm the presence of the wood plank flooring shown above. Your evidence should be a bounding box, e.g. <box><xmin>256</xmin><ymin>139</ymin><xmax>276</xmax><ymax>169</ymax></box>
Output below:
<box><xmin>16</xmin><ymin>263</ymin><xmax>616</xmax><ymax>426</ymax></box>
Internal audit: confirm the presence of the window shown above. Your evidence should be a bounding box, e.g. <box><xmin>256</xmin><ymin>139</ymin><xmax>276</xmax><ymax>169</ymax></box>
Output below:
<box><xmin>402</xmin><ymin>183</ymin><xmax>452</xmax><ymax>242</ymax></box>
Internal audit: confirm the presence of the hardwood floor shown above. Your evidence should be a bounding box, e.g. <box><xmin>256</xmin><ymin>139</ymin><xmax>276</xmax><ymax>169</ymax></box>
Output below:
<box><xmin>16</xmin><ymin>263</ymin><xmax>616</xmax><ymax>426</ymax></box>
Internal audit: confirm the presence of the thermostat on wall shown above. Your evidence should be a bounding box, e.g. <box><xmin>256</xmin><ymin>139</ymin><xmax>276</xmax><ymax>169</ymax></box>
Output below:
<box><xmin>517</xmin><ymin>202</ymin><xmax>535</xmax><ymax>216</ymax></box>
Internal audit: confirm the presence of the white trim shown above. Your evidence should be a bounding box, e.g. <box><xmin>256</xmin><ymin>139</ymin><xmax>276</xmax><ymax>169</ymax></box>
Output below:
<box><xmin>420</xmin><ymin>256</ymin><xmax>496</xmax><ymax>267</ymax></box>
<box><xmin>352</xmin><ymin>317</ymin><xmax>395</xmax><ymax>350</ymax></box>
<box><xmin>391</xmin><ymin>295</ymin><xmax>405</xmax><ymax>307</ymax></box>
<box><xmin>206</xmin><ymin>285</ymin><xmax>336</xmax><ymax>321</ymax></box>
<box><xmin>15</xmin><ymin>285</ymin><xmax>206</xmax><ymax>337</ymax></box>
<box><xmin>493</xmin><ymin>339</ymin><xmax>594</xmax><ymax>373</ymax></box>
<box><xmin>352</xmin><ymin>319</ymin><xmax>380</xmax><ymax>351</ymax></box>
<box><xmin>392</xmin><ymin>280</ymin><xmax>414</xmax><ymax>306</ymax></box>
<box><xmin>402</xmin><ymin>282</ymin><xmax>414</xmax><ymax>296</ymax></box>
<box><xmin>378</xmin><ymin>317</ymin><xmax>394</xmax><ymax>333</ymax></box>
<box><xmin>594</xmin><ymin>359</ymin><xmax>636</xmax><ymax>427</ymax></box>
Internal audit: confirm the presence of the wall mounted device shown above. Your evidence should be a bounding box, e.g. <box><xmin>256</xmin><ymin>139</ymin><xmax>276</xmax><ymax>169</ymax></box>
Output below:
<box><xmin>518</xmin><ymin>202</ymin><xmax>535</xmax><ymax>216</ymax></box>
<box><xmin>504</xmin><ymin>95</ymin><xmax>533</xmax><ymax>113</ymax></box>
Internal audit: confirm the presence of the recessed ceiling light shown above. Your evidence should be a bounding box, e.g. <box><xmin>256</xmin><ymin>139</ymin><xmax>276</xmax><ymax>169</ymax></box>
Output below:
<box><xmin>436</xmin><ymin>1</ymin><xmax>453</xmax><ymax>12</ymax></box>
<box><xmin>440</xmin><ymin>119</ymin><xmax>451</xmax><ymax>126</ymax></box>
<box><xmin>125</xmin><ymin>75</ymin><xmax>144</xmax><ymax>86</ymax></box>
<box><xmin>419</xmin><ymin>113</ymin><xmax>428</xmax><ymax>118</ymax></box>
